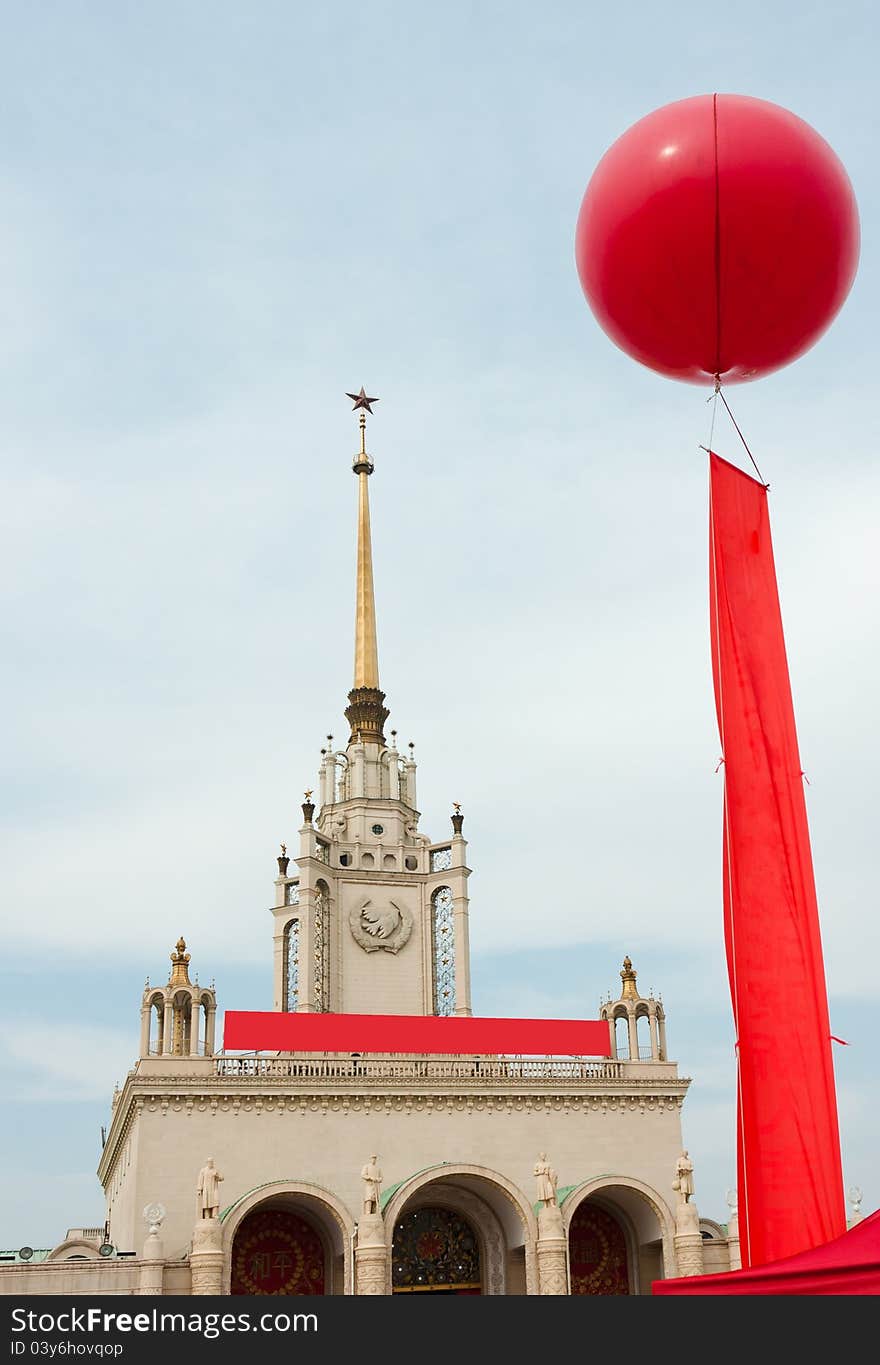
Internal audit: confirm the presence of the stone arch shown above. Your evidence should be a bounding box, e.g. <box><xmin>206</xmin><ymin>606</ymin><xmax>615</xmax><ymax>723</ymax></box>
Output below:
<box><xmin>390</xmin><ymin>1184</ymin><xmax>504</xmax><ymax>1295</ymax></box>
<box><xmin>562</xmin><ymin>1174</ymin><xmax>677</xmax><ymax>1289</ymax></box>
<box><xmin>382</xmin><ymin>1163</ymin><xmax>538</xmax><ymax>1295</ymax></box>
<box><xmin>46</xmin><ymin>1239</ymin><xmax>101</xmax><ymax>1261</ymax></box>
<box><xmin>145</xmin><ymin>991</ymin><xmax>165</xmax><ymax>1055</ymax></box>
<box><xmin>699</xmin><ymin>1218</ymin><xmax>727</xmax><ymax>1241</ymax></box>
<box><xmin>220</xmin><ymin>1180</ymin><xmax>356</xmax><ymax>1295</ymax></box>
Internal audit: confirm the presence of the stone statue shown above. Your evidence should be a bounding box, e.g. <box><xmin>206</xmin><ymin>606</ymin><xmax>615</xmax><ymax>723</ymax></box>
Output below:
<box><xmin>534</xmin><ymin>1153</ymin><xmax>558</xmax><ymax>1207</ymax></box>
<box><xmin>361</xmin><ymin>1155</ymin><xmax>382</xmax><ymax>1216</ymax></box>
<box><xmin>196</xmin><ymin>1157</ymin><xmax>224</xmax><ymax>1219</ymax></box>
<box><xmin>672</xmin><ymin>1150</ymin><xmax>694</xmax><ymax>1203</ymax></box>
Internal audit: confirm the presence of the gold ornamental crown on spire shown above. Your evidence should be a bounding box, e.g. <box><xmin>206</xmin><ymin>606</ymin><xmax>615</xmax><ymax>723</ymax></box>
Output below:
<box><xmin>169</xmin><ymin>936</ymin><xmax>192</xmax><ymax>986</ymax></box>
<box><xmin>344</xmin><ymin>387</ymin><xmax>389</xmax><ymax>745</ymax></box>
<box><xmin>620</xmin><ymin>955</ymin><xmax>639</xmax><ymax>1001</ymax></box>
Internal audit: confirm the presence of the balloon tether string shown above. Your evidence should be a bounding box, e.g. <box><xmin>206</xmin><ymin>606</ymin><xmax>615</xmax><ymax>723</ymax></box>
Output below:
<box><xmin>707</xmin><ymin>375</ymin><xmax>719</xmax><ymax>450</ymax></box>
<box><xmin>701</xmin><ymin>378</ymin><xmax>767</xmax><ymax>488</ymax></box>
<box><xmin>717</xmin><ymin>386</ymin><xmax>768</xmax><ymax>486</ymax></box>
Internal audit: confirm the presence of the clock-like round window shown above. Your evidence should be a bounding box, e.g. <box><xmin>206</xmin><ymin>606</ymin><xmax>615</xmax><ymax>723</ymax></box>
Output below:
<box><xmin>371</xmin><ymin>824</ymin><xmax>384</xmax><ymax>835</ymax></box>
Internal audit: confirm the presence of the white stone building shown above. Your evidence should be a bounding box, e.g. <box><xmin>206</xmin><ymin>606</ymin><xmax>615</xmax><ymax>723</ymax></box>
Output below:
<box><xmin>0</xmin><ymin>400</ymin><xmax>739</xmax><ymax>1296</ymax></box>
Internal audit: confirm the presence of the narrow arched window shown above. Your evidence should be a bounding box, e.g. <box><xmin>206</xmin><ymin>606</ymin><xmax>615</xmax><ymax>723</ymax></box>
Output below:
<box><xmin>614</xmin><ymin>1014</ymin><xmax>630</xmax><ymax>1060</ymax></box>
<box><xmin>283</xmin><ymin>919</ymin><xmax>300</xmax><ymax>1012</ymax></box>
<box><xmin>432</xmin><ymin>886</ymin><xmax>456</xmax><ymax>1015</ymax></box>
<box><xmin>149</xmin><ymin>996</ymin><xmax>164</xmax><ymax>1055</ymax></box>
<box><xmin>636</xmin><ymin>1012</ymin><xmax>652</xmax><ymax>1060</ymax></box>
<box><xmin>314</xmin><ymin>881</ymin><xmax>330</xmax><ymax>1011</ymax></box>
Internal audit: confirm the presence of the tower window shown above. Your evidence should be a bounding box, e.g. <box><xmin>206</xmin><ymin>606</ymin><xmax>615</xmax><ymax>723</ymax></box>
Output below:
<box><xmin>431</xmin><ymin>886</ymin><xmax>456</xmax><ymax>1016</ymax></box>
<box><xmin>431</xmin><ymin>847</ymin><xmax>452</xmax><ymax>872</ymax></box>
<box><xmin>283</xmin><ymin>918</ymin><xmax>300</xmax><ymax>1012</ymax></box>
<box><xmin>404</xmin><ymin>855</ymin><xmax>418</xmax><ymax>871</ymax></box>
<box><xmin>371</xmin><ymin>824</ymin><xmax>384</xmax><ymax>835</ymax></box>
<box><xmin>285</xmin><ymin>882</ymin><xmax>300</xmax><ymax>907</ymax></box>
<box><xmin>339</xmin><ymin>853</ymin><xmax>351</xmax><ymax>867</ymax></box>
<box><xmin>313</xmin><ymin>882</ymin><xmax>329</xmax><ymax>1011</ymax></box>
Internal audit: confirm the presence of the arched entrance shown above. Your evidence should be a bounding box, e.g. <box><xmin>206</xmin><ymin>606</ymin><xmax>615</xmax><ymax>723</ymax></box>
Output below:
<box><xmin>231</xmin><ymin>1207</ymin><xmax>325</xmax><ymax>1295</ymax></box>
<box><xmin>392</xmin><ymin>1206</ymin><xmax>481</xmax><ymax>1294</ymax></box>
<box><xmin>568</xmin><ymin>1201</ymin><xmax>630</xmax><ymax>1295</ymax></box>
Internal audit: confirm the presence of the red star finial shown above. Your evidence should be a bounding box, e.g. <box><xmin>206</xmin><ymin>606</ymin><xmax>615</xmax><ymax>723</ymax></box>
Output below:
<box><xmin>345</xmin><ymin>386</ymin><xmax>379</xmax><ymax>414</ymax></box>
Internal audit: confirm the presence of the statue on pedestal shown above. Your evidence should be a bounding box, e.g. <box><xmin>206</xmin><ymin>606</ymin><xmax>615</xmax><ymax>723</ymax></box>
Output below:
<box><xmin>196</xmin><ymin>1157</ymin><xmax>224</xmax><ymax>1219</ymax></box>
<box><xmin>361</xmin><ymin>1155</ymin><xmax>383</xmax><ymax>1216</ymax></box>
<box><xmin>534</xmin><ymin>1153</ymin><xmax>558</xmax><ymax>1207</ymax></box>
<box><xmin>672</xmin><ymin>1150</ymin><xmax>695</xmax><ymax>1204</ymax></box>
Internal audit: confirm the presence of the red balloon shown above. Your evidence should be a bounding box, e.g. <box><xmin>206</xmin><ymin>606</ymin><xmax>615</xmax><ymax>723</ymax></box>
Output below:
<box><xmin>574</xmin><ymin>94</ymin><xmax>860</xmax><ymax>384</ymax></box>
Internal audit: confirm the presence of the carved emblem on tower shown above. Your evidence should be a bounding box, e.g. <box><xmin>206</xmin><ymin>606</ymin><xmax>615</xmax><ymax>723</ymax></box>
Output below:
<box><xmin>349</xmin><ymin>896</ymin><xmax>413</xmax><ymax>954</ymax></box>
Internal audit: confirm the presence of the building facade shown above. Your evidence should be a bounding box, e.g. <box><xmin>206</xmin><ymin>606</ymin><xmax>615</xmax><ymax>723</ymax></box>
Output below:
<box><xmin>0</xmin><ymin>401</ymin><xmax>739</xmax><ymax>1296</ymax></box>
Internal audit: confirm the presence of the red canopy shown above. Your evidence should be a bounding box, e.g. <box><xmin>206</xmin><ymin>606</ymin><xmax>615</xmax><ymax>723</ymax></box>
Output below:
<box><xmin>653</xmin><ymin>1210</ymin><xmax>880</xmax><ymax>1295</ymax></box>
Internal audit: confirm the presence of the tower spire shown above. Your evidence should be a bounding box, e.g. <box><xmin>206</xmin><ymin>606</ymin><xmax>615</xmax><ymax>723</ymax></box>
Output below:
<box><xmin>344</xmin><ymin>387</ymin><xmax>389</xmax><ymax>745</ymax></box>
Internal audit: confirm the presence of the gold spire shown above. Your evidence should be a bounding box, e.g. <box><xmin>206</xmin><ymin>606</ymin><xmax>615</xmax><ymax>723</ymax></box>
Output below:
<box><xmin>353</xmin><ymin>412</ymin><xmax>380</xmax><ymax>689</ymax></box>
<box><xmin>169</xmin><ymin>936</ymin><xmax>192</xmax><ymax>986</ymax></box>
<box><xmin>344</xmin><ymin>392</ymin><xmax>389</xmax><ymax>745</ymax></box>
<box><xmin>620</xmin><ymin>955</ymin><xmax>639</xmax><ymax>1001</ymax></box>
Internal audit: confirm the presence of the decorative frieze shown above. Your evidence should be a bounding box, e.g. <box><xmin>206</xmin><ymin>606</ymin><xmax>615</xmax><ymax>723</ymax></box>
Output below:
<box><xmin>135</xmin><ymin>1090</ymin><xmax>686</xmax><ymax>1118</ymax></box>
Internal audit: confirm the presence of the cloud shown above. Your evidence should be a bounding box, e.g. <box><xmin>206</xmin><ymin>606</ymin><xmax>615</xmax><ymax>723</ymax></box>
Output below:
<box><xmin>2</xmin><ymin>1023</ymin><xmax>135</xmax><ymax>1103</ymax></box>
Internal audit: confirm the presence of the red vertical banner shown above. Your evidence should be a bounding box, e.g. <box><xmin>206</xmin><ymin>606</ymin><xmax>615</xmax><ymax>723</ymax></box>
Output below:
<box><xmin>709</xmin><ymin>452</ymin><xmax>845</xmax><ymax>1268</ymax></box>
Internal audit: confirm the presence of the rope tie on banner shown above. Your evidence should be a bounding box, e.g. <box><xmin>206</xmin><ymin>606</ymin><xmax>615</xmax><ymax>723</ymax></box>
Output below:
<box><xmin>715</xmin><ymin>755</ymin><xmax>725</xmax><ymax>773</ymax></box>
<box><xmin>801</xmin><ymin>770</ymin><xmax>811</xmax><ymax>785</ymax></box>
<box><xmin>830</xmin><ymin>1036</ymin><xmax>850</xmax><ymax>1046</ymax></box>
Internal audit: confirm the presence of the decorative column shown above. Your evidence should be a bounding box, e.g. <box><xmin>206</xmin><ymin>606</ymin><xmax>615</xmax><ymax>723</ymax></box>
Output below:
<box><xmin>355</xmin><ymin>1215</ymin><xmax>388</xmax><ymax>1295</ymax></box>
<box><xmin>190</xmin><ymin>1218</ymin><xmax>224</xmax><ymax>1295</ymax></box>
<box><xmin>450</xmin><ymin>807</ymin><xmax>472</xmax><ymax>1016</ymax></box>
<box><xmin>626</xmin><ymin>1007</ymin><xmax>639</xmax><ymax>1063</ymax></box>
<box><xmin>536</xmin><ymin>1205</ymin><xmax>568</xmax><ymax>1294</ymax></box>
<box><xmin>137</xmin><ymin>1203</ymin><xmax>166</xmax><ymax>1295</ymax></box>
<box><xmin>190</xmin><ymin>1157</ymin><xmax>226</xmax><ymax>1295</ymax></box>
<box><xmin>648</xmin><ymin>1006</ymin><xmax>660</xmax><ymax>1060</ymax></box>
<box><xmin>188</xmin><ymin>996</ymin><xmax>199</xmax><ymax>1056</ymax></box>
<box><xmin>534</xmin><ymin>1153</ymin><xmax>568</xmax><ymax>1294</ymax></box>
<box><xmin>162</xmin><ymin>1000</ymin><xmax>173</xmax><ymax>1056</ymax></box>
<box><xmin>727</xmin><ymin>1208</ymin><xmax>742</xmax><ymax>1271</ymax></box>
<box><xmin>355</xmin><ymin>1155</ymin><xmax>388</xmax><ymax>1294</ymax></box>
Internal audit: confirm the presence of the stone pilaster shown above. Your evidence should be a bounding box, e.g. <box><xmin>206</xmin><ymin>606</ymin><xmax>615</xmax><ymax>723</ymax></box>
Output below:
<box><xmin>355</xmin><ymin>1213</ymin><xmax>388</xmax><ymax>1295</ymax></box>
<box><xmin>190</xmin><ymin>1218</ymin><xmax>224</xmax><ymax>1296</ymax></box>
<box><xmin>726</xmin><ymin>1208</ymin><xmax>742</xmax><ymax>1271</ymax></box>
<box><xmin>673</xmin><ymin>1201</ymin><xmax>705</xmax><ymax>1277</ymax></box>
<box><xmin>536</xmin><ymin>1205</ymin><xmax>568</xmax><ymax>1295</ymax></box>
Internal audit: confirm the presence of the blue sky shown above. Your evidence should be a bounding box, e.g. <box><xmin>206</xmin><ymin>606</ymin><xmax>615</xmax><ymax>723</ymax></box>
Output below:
<box><xmin>1</xmin><ymin>0</ymin><xmax>878</xmax><ymax>1246</ymax></box>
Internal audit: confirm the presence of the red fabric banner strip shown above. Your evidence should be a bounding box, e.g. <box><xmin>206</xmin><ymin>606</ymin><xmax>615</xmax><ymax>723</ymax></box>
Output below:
<box><xmin>223</xmin><ymin>1011</ymin><xmax>612</xmax><ymax>1057</ymax></box>
<box><xmin>709</xmin><ymin>452</ymin><xmax>845</xmax><ymax>1269</ymax></box>
<box><xmin>653</xmin><ymin>1209</ymin><xmax>880</xmax><ymax>1296</ymax></box>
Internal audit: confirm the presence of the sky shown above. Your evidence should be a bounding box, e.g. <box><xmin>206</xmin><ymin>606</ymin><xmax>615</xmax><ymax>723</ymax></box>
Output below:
<box><xmin>1</xmin><ymin>0</ymin><xmax>878</xmax><ymax>1247</ymax></box>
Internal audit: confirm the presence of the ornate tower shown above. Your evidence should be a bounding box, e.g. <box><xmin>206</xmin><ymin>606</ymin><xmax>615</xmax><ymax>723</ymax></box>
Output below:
<box><xmin>271</xmin><ymin>392</ymin><xmax>473</xmax><ymax>1018</ymax></box>
<box><xmin>139</xmin><ymin>938</ymin><xmax>217</xmax><ymax>1058</ymax></box>
<box><xmin>599</xmin><ymin>956</ymin><xmax>668</xmax><ymax>1062</ymax></box>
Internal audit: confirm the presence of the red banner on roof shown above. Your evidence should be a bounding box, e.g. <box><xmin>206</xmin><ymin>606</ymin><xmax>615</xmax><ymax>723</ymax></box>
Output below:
<box><xmin>223</xmin><ymin>1011</ymin><xmax>612</xmax><ymax>1057</ymax></box>
<box><xmin>709</xmin><ymin>452</ymin><xmax>845</xmax><ymax>1269</ymax></box>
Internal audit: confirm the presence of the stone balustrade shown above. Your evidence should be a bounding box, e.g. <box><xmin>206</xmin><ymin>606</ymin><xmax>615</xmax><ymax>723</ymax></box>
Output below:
<box><xmin>211</xmin><ymin>1054</ymin><xmax>683</xmax><ymax>1086</ymax></box>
